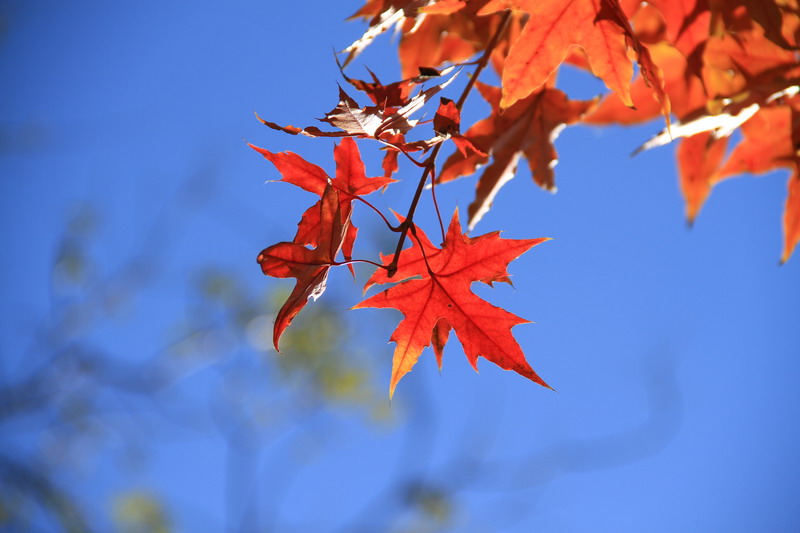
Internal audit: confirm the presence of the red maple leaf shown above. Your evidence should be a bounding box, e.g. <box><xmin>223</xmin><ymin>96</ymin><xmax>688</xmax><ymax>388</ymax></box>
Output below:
<box><xmin>432</xmin><ymin>97</ymin><xmax>486</xmax><ymax>157</ymax></box>
<box><xmin>355</xmin><ymin>210</ymin><xmax>550</xmax><ymax>397</ymax></box>
<box><xmin>374</xmin><ymin>97</ymin><xmax>489</xmax><ymax>162</ymax></box>
<box><xmin>364</xmin><ymin>212</ymin><xmax>515</xmax><ymax>292</ymax></box>
<box><xmin>249</xmin><ymin>138</ymin><xmax>396</xmax><ymax>272</ymax></box>
<box><xmin>258</xmin><ymin>185</ymin><xmax>349</xmax><ymax>351</ymax></box>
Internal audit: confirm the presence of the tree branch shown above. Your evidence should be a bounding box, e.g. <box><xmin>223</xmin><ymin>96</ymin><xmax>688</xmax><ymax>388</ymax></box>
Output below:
<box><xmin>385</xmin><ymin>11</ymin><xmax>512</xmax><ymax>277</ymax></box>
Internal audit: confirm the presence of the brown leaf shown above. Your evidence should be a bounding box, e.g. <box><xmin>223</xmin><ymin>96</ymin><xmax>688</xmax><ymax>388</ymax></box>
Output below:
<box><xmin>256</xmin><ymin>71</ymin><xmax>458</xmax><ymax>142</ymax></box>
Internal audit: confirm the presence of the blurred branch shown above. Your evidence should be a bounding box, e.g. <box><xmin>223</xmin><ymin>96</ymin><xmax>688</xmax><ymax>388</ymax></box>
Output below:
<box><xmin>0</xmin><ymin>453</ymin><xmax>92</xmax><ymax>533</ymax></box>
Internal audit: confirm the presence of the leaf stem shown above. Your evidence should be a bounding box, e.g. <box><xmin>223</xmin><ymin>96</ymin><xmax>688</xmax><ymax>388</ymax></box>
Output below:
<box><xmin>428</xmin><ymin>165</ymin><xmax>446</xmax><ymax>242</ymax></box>
<box><xmin>332</xmin><ymin>258</ymin><xmax>389</xmax><ymax>270</ymax></box>
<box><xmin>380</xmin><ymin>139</ymin><xmax>427</xmax><ymax>168</ymax></box>
<box><xmin>354</xmin><ymin>197</ymin><xmax>400</xmax><ymax>231</ymax></box>
<box><xmin>455</xmin><ymin>11</ymin><xmax>511</xmax><ymax>111</ymax></box>
<box><xmin>385</xmin><ymin>10</ymin><xmax>512</xmax><ymax>278</ymax></box>
<box><xmin>410</xmin><ymin>224</ymin><xmax>435</xmax><ymax>277</ymax></box>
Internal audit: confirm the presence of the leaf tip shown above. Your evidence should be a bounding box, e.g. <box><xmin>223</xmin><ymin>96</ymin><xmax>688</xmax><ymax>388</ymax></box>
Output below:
<box><xmin>272</xmin><ymin>331</ymin><xmax>283</xmax><ymax>354</ymax></box>
<box><xmin>254</xmin><ymin>110</ymin><xmax>268</xmax><ymax>125</ymax></box>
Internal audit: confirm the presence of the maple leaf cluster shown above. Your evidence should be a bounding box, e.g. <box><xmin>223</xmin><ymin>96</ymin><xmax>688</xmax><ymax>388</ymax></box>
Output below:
<box><xmin>251</xmin><ymin>135</ymin><xmax>548</xmax><ymax>397</ymax></box>
<box><xmin>250</xmin><ymin>0</ymin><xmax>800</xmax><ymax>396</ymax></box>
<box><xmin>346</xmin><ymin>0</ymin><xmax>800</xmax><ymax>260</ymax></box>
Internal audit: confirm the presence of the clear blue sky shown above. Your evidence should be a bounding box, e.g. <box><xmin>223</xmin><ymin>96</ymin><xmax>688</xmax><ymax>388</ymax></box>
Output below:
<box><xmin>2</xmin><ymin>2</ymin><xmax>799</xmax><ymax>532</ymax></box>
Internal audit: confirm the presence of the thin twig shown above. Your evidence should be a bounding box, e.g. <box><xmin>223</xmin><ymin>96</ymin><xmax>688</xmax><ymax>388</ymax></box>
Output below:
<box><xmin>385</xmin><ymin>10</ymin><xmax>512</xmax><ymax>277</ymax></box>
<box><xmin>428</xmin><ymin>165</ymin><xmax>445</xmax><ymax>242</ymax></box>
<box><xmin>410</xmin><ymin>224</ymin><xmax>434</xmax><ymax>276</ymax></box>
<box><xmin>379</xmin><ymin>139</ymin><xmax>428</xmax><ymax>168</ymax></box>
<box><xmin>354</xmin><ymin>197</ymin><xmax>399</xmax><ymax>231</ymax></box>
<box><xmin>333</xmin><ymin>258</ymin><xmax>389</xmax><ymax>270</ymax></box>
<box><xmin>455</xmin><ymin>11</ymin><xmax>512</xmax><ymax>111</ymax></box>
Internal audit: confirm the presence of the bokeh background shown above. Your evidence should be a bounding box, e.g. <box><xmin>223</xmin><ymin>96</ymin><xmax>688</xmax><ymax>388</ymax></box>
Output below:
<box><xmin>2</xmin><ymin>2</ymin><xmax>799</xmax><ymax>532</ymax></box>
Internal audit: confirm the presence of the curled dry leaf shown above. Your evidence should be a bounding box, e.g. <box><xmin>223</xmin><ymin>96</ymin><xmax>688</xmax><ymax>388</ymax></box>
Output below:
<box><xmin>342</xmin><ymin>0</ymin><xmax>433</xmax><ymax>68</ymax></box>
<box><xmin>336</xmin><ymin>53</ymin><xmax>446</xmax><ymax>108</ymax></box>
<box><xmin>256</xmin><ymin>70</ymin><xmax>458</xmax><ymax>144</ymax></box>
<box><xmin>432</xmin><ymin>97</ymin><xmax>487</xmax><ymax>157</ymax></box>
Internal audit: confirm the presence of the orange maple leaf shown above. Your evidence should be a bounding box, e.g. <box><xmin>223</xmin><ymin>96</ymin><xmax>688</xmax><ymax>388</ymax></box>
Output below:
<box><xmin>478</xmin><ymin>0</ymin><xmax>669</xmax><ymax>122</ymax></box>
<box><xmin>783</xmin><ymin>166</ymin><xmax>800</xmax><ymax>264</ymax></box>
<box><xmin>398</xmin><ymin>2</ymin><xmax>507</xmax><ymax>79</ymax></box>
<box><xmin>647</xmin><ymin>0</ymin><xmax>710</xmax><ymax>73</ymax></box>
<box><xmin>585</xmin><ymin>42</ymin><xmax>706</xmax><ymax>125</ymax></box>
<box><xmin>676</xmin><ymin>131</ymin><xmax>729</xmax><ymax>224</ymax></box>
<box><xmin>437</xmin><ymin>81</ymin><xmax>598</xmax><ymax>229</ymax></box>
<box><xmin>702</xmin><ymin>17</ymin><xmax>798</xmax><ymax>101</ymax></box>
<box><xmin>355</xmin><ymin>210</ymin><xmax>550</xmax><ymax>397</ymax></box>
<box><xmin>258</xmin><ymin>185</ymin><xmax>349</xmax><ymax>351</ymax></box>
<box><xmin>650</xmin><ymin>96</ymin><xmax>800</xmax><ymax>260</ymax></box>
<box><xmin>715</xmin><ymin>101</ymin><xmax>800</xmax><ymax>263</ymax></box>
<box><xmin>716</xmin><ymin>104</ymin><xmax>797</xmax><ymax>180</ymax></box>
<box><xmin>712</xmin><ymin>0</ymin><xmax>798</xmax><ymax>52</ymax></box>
<box><xmin>344</xmin><ymin>0</ymin><xmax>506</xmax><ymax>79</ymax></box>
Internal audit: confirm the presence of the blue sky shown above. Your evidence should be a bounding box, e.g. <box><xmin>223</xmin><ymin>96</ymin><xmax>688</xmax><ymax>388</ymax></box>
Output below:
<box><xmin>2</xmin><ymin>2</ymin><xmax>799</xmax><ymax>532</ymax></box>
